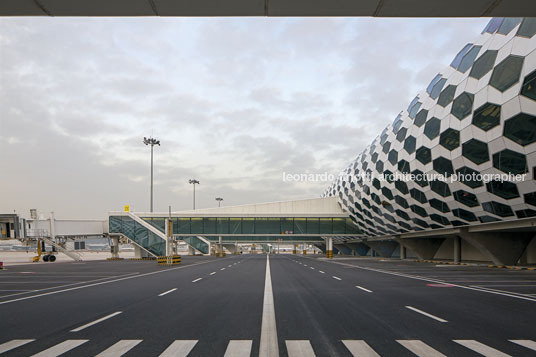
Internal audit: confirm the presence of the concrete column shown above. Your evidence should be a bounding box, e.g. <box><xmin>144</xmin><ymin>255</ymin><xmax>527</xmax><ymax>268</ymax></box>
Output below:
<box><xmin>293</xmin><ymin>244</ymin><xmax>297</xmax><ymax>254</ymax></box>
<box><xmin>111</xmin><ymin>236</ymin><xmax>119</xmax><ymax>258</ymax></box>
<box><xmin>218</xmin><ymin>236</ymin><xmax>223</xmax><ymax>257</ymax></box>
<box><xmin>400</xmin><ymin>244</ymin><xmax>406</xmax><ymax>259</ymax></box>
<box><xmin>326</xmin><ymin>237</ymin><xmax>333</xmax><ymax>258</ymax></box>
<box><xmin>188</xmin><ymin>245</ymin><xmax>195</xmax><ymax>256</ymax></box>
<box><xmin>454</xmin><ymin>236</ymin><xmax>461</xmax><ymax>263</ymax></box>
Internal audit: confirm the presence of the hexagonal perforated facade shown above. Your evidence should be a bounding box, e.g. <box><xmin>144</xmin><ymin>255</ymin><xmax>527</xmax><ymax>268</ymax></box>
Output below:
<box><xmin>323</xmin><ymin>18</ymin><xmax>536</xmax><ymax>239</ymax></box>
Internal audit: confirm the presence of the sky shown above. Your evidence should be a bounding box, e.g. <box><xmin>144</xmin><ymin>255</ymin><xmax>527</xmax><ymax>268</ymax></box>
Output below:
<box><xmin>0</xmin><ymin>17</ymin><xmax>490</xmax><ymax>219</ymax></box>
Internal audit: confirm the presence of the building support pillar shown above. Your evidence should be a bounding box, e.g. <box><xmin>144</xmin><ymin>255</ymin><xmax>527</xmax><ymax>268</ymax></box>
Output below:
<box><xmin>454</xmin><ymin>236</ymin><xmax>461</xmax><ymax>263</ymax></box>
<box><xmin>400</xmin><ymin>244</ymin><xmax>406</xmax><ymax>259</ymax></box>
<box><xmin>363</xmin><ymin>240</ymin><xmax>398</xmax><ymax>258</ymax></box>
<box><xmin>459</xmin><ymin>231</ymin><xmax>533</xmax><ymax>266</ymax></box>
<box><xmin>326</xmin><ymin>237</ymin><xmax>333</xmax><ymax>258</ymax></box>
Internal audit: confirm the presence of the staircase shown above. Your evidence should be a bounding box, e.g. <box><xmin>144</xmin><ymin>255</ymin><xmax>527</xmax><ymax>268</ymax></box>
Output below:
<box><xmin>183</xmin><ymin>236</ymin><xmax>210</xmax><ymax>254</ymax></box>
<box><xmin>41</xmin><ymin>237</ymin><xmax>82</xmax><ymax>261</ymax></box>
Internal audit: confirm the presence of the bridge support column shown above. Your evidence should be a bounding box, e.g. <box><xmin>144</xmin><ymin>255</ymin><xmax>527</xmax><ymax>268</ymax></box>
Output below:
<box><xmin>111</xmin><ymin>236</ymin><xmax>119</xmax><ymax>258</ymax></box>
<box><xmin>218</xmin><ymin>236</ymin><xmax>223</xmax><ymax>257</ymax></box>
<box><xmin>326</xmin><ymin>237</ymin><xmax>333</xmax><ymax>258</ymax></box>
<box><xmin>400</xmin><ymin>244</ymin><xmax>406</xmax><ymax>259</ymax></box>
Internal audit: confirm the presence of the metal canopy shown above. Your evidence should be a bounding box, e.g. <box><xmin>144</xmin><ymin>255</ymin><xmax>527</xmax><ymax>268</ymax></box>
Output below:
<box><xmin>1</xmin><ymin>0</ymin><xmax>533</xmax><ymax>17</ymax></box>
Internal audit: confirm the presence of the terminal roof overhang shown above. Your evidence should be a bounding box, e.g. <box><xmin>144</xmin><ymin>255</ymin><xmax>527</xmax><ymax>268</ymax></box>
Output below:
<box><xmin>2</xmin><ymin>0</ymin><xmax>534</xmax><ymax>17</ymax></box>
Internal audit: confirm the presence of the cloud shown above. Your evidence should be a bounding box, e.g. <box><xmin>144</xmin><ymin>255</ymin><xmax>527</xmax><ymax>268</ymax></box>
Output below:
<box><xmin>0</xmin><ymin>17</ymin><xmax>490</xmax><ymax>218</ymax></box>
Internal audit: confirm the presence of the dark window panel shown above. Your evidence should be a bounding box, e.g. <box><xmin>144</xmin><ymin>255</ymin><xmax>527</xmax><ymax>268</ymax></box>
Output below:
<box><xmin>433</xmin><ymin>157</ymin><xmax>454</xmax><ymax>177</ymax></box>
<box><xmin>430</xmin><ymin>78</ymin><xmax>447</xmax><ymax>99</ymax></box>
<box><xmin>462</xmin><ymin>139</ymin><xmax>489</xmax><ymax>165</ymax></box>
<box><xmin>388</xmin><ymin>150</ymin><xmax>398</xmax><ymax>165</ymax></box>
<box><xmin>456</xmin><ymin>166</ymin><xmax>484</xmax><ymax>188</ymax></box>
<box><xmin>440</xmin><ymin>128</ymin><xmax>460</xmax><ymax>150</ymax></box>
<box><xmin>414</xmin><ymin>109</ymin><xmax>428</xmax><ymax>127</ymax></box>
<box><xmin>396</xmin><ymin>127</ymin><xmax>408</xmax><ymax>142</ymax></box>
<box><xmin>452</xmin><ymin>208</ymin><xmax>477</xmax><ymax>222</ymax></box>
<box><xmin>404</xmin><ymin>136</ymin><xmax>416</xmax><ymax>154</ymax></box>
<box><xmin>395</xmin><ymin>195</ymin><xmax>409</xmax><ymax>209</ymax></box>
<box><xmin>521</xmin><ymin>69</ymin><xmax>536</xmax><ymax>101</ymax></box>
<box><xmin>395</xmin><ymin>180</ymin><xmax>409</xmax><ymax>195</ymax></box>
<box><xmin>410</xmin><ymin>188</ymin><xmax>427</xmax><ymax>204</ymax></box>
<box><xmin>503</xmin><ymin>113</ymin><xmax>536</xmax><ymax>146</ymax></box>
<box><xmin>430</xmin><ymin>214</ymin><xmax>450</xmax><ymax>225</ymax></box>
<box><xmin>497</xmin><ymin>17</ymin><xmax>522</xmax><ymax>35</ymax></box>
<box><xmin>482</xmin><ymin>201</ymin><xmax>515</xmax><ymax>217</ymax></box>
<box><xmin>517</xmin><ymin>18</ymin><xmax>536</xmax><ymax>38</ymax></box>
<box><xmin>410</xmin><ymin>205</ymin><xmax>428</xmax><ymax>217</ymax></box>
<box><xmin>490</xmin><ymin>55</ymin><xmax>524</xmax><ymax>92</ymax></box>
<box><xmin>398</xmin><ymin>160</ymin><xmax>411</xmax><ymax>174</ymax></box>
<box><xmin>469</xmin><ymin>50</ymin><xmax>498</xmax><ymax>79</ymax></box>
<box><xmin>438</xmin><ymin>85</ymin><xmax>456</xmax><ymax>107</ymax></box>
<box><xmin>492</xmin><ymin>149</ymin><xmax>528</xmax><ymax>175</ymax></box>
<box><xmin>453</xmin><ymin>190</ymin><xmax>479</xmax><ymax>207</ymax></box>
<box><xmin>430</xmin><ymin>180</ymin><xmax>452</xmax><ymax>197</ymax></box>
<box><xmin>424</xmin><ymin>117</ymin><xmax>441</xmax><ymax>139</ymax></box>
<box><xmin>486</xmin><ymin>180</ymin><xmax>520</xmax><ymax>199</ymax></box>
<box><xmin>472</xmin><ymin>103</ymin><xmax>501</xmax><ymax>131</ymax></box>
<box><xmin>451</xmin><ymin>92</ymin><xmax>474</xmax><ymax>120</ymax></box>
<box><xmin>412</xmin><ymin>169</ymin><xmax>428</xmax><ymax>187</ymax></box>
<box><xmin>451</xmin><ymin>44</ymin><xmax>472</xmax><ymax>69</ymax></box>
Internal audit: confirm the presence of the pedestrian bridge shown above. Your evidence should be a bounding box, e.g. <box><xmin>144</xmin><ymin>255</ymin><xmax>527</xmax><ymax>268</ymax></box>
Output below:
<box><xmin>108</xmin><ymin>197</ymin><xmax>359</xmax><ymax>256</ymax></box>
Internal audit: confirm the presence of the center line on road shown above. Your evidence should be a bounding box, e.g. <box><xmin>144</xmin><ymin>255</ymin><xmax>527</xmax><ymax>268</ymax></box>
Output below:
<box><xmin>356</xmin><ymin>286</ymin><xmax>373</xmax><ymax>293</ymax></box>
<box><xmin>259</xmin><ymin>254</ymin><xmax>279</xmax><ymax>357</ymax></box>
<box><xmin>158</xmin><ymin>288</ymin><xmax>177</xmax><ymax>297</ymax></box>
<box><xmin>405</xmin><ymin>306</ymin><xmax>447</xmax><ymax>323</ymax></box>
<box><xmin>210</xmin><ymin>272</ymin><xmax>216</xmax><ymax>275</ymax></box>
<box><xmin>71</xmin><ymin>311</ymin><xmax>123</xmax><ymax>332</ymax></box>
<box><xmin>319</xmin><ymin>271</ymin><xmax>325</xmax><ymax>274</ymax></box>
<box><xmin>332</xmin><ymin>276</ymin><xmax>342</xmax><ymax>281</ymax></box>
<box><xmin>192</xmin><ymin>278</ymin><xmax>202</xmax><ymax>283</ymax></box>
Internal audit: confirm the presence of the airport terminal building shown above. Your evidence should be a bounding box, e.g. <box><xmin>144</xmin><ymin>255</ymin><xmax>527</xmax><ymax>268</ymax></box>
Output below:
<box><xmin>322</xmin><ymin>18</ymin><xmax>536</xmax><ymax>265</ymax></box>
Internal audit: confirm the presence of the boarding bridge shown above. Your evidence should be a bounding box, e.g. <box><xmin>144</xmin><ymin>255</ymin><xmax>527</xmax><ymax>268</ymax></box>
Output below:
<box><xmin>108</xmin><ymin>197</ymin><xmax>359</xmax><ymax>257</ymax></box>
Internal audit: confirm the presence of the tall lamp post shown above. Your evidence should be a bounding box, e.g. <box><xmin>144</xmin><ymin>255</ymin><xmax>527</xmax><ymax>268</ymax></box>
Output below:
<box><xmin>189</xmin><ymin>179</ymin><xmax>200</xmax><ymax>210</ymax></box>
<box><xmin>143</xmin><ymin>136</ymin><xmax>160</xmax><ymax>212</ymax></box>
<box><xmin>215</xmin><ymin>197</ymin><xmax>224</xmax><ymax>207</ymax></box>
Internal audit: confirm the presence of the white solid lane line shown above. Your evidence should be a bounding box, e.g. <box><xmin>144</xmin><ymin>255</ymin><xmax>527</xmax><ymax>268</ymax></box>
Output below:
<box><xmin>159</xmin><ymin>340</ymin><xmax>198</xmax><ymax>357</ymax></box>
<box><xmin>332</xmin><ymin>276</ymin><xmax>342</xmax><ymax>281</ymax></box>
<box><xmin>158</xmin><ymin>288</ymin><xmax>177</xmax><ymax>297</ymax></box>
<box><xmin>71</xmin><ymin>312</ymin><xmax>123</xmax><ymax>332</ymax></box>
<box><xmin>0</xmin><ymin>340</ymin><xmax>35</xmax><ymax>354</ymax></box>
<box><xmin>319</xmin><ymin>271</ymin><xmax>325</xmax><ymax>274</ymax></box>
<box><xmin>310</xmin><ymin>267</ymin><xmax>315</xmax><ymax>270</ymax></box>
<box><xmin>405</xmin><ymin>306</ymin><xmax>447</xmax><ymax>323</ymax></box>
<box><xmin>224</xmin><ymin>340</ymin><xmax>253</xmax><ymax>357</ymax></box>
<box><xmin>96</xmin><ymin>340</ymin><xmax>142</xmax><ymax>357</ymax></box>
<box><xmin>356</xmin><ymin>286</ymin><xmax>373</xmax><ymax>293</ymax></box>
<box><xmin>342</xmin><ymin>340</ymin><xmax>380</xmax><ymax>357</ymax></box>
<box><xmin>210</xmin><ymin>272</ymin><xmax>216</xmax><ymax>275</ymax></box>
<box><xmin>509</xmin><ymin>339</ymin><xmax>536</xmax><ymax>351</ymax></box>
<box><xmin>454</xmin><ymin>340</ymin><xmax>511</xmax><ymax>357</ymax></box>
<box><xmin>221</xmin><ymin>268</ymin><xmax>226</xmax><ymax>271</ymax></box>
<box><xmin>32</xmin><ymin>340</ymin><xmax>88</xmax><ymax>357</ymax></box>
<box><xmin>285</xmin><ymin>340</ymin><xmax>315</xmax><ymax>357</ymax></box>
<box><xmin>259</xmin><ymin>254</ymin><xmax>279</xmax><ymax>357</ymax></box>
<box><xmin>397</xmin><ymin>340</ymin><xmax>446</xmax><ymax>357</ymax></box>
<box><xmin>192</xmin><ymin>278</ymin><xmax>202</xmax><ymax>283</ymax></box>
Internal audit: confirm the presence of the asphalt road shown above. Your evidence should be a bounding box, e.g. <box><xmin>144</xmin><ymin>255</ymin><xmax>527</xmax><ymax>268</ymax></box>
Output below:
<box><xmin>0</xmin><ymin>254</ymin><xmax>535</xmax><ymax>356</ymax></box>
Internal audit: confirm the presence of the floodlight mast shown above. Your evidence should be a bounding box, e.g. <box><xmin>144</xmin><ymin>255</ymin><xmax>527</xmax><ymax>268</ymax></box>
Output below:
<box><xmin>215</xmin><ymin>197</ymin><xmax>224</xmax><ymax>207</ymax></box>
<box><xmin>189</xmin><ymin>179</ymin><xmax>200</xmax><ymax>210</ymax></box>
<box><xmin>143</xmin><ymin>136</ymin><xmax>160</xmax><ymax>212</ymax></box>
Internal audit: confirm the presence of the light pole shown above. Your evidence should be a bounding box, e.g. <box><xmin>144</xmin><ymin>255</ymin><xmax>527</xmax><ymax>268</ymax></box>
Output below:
<box><xmin>215</xmin><ymin>197</ymin><xmax>224</xmax><ymax>207</ymax></box>
<box><xmin>143</xmin><ymin>136</ymin><xmax>160</xmax><ymax>212</ymax></box>
<box><xmin>189</xmin><ymin>179</ymin><xmax>200</xmax><ymax>210</ymax></box>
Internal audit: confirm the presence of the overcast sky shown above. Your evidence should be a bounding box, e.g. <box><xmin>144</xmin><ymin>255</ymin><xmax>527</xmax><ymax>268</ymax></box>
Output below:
<box><xmin>0</xmin><ymin>17</ymin><xmax>489</xmax><ymax>218</ymax></box>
